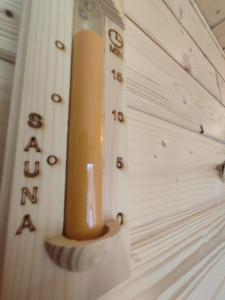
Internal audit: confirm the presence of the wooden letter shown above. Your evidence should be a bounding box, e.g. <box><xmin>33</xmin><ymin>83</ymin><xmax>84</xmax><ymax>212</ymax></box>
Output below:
<box><xmin>24</xmin><ymin>161</ymin><xmax>40</xmax><ymax>177</ymax></box>
<box><xmin>24</xmin><ymin>136</ymin><xmax>41</xmax><ymax>152</ymax></box>
<box><xmin>21</xmin><ymin>187</ymin><xmax>38</xmax><ymax>205</ymax></box>
<box><xmin>27</xmin><ymin>113</ymin><xmax>43</xmax><ymax>128</ymax></box>
<box><xmin>15</xmin><ymin>215</ymin><xmax>36</xmax><ymax>235</ymax></box>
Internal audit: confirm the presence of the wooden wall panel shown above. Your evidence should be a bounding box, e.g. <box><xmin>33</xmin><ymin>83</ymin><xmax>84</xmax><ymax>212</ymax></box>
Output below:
<box><xmin>100</xmin><ymin>108</ymin><xmax>225</xmax><ymax>300</ymax></box>
<box><xmin>100</xmin><ymin>13</ymin><xmax>225</xmax><ymax>300</ymax></box>
<box><xmin>195</xmin><ymin>0</ymin><xmax>225</xmax><ymax>28</ymax></box>
<box><xmin>124</xmin><ymin>0</ymin><xmax>221</xmax><ymax>101</ymax></box>
<box><xmin>0</xmin><ymin>0</ymin><xmax>22</xmax><ymax>62</ymax></box>
<box><xmin>217</xmin><ymin>73</ymin><xmax>225</xmax><ymax>105</ymax></box>
<box><xmin>0</xmin><ymin>0</ymin><xmax>73</xmax><ymax>297</ymax></box>
<box><xmin>163</xmin><ymin>0</ymin><xmax>225</xmax><ymax>83</ymax></box>
<box><xmin>125</xmin><ymin>18</ymin><xmax>225</xmax><ymax>144</ymax></box>
<box><xmin>0</xmin><ymin>0</ymin><xmax>30</xmax><ymax>283</ymax></box>
<box><xmin>213</xmin><ymin>20</ymin><xmax>225</xmax><ymax>50</ymax></box>
<box><xmin>0</xmin><ymin>59</ymin><xmax>14</xmax><ymax>185</ymax></box>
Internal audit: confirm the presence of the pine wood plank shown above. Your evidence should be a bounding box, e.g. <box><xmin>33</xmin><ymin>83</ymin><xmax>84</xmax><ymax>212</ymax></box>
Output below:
<box><xmin>213</xmin><ymin>19</ymin><xmax>225</xmax><ymax>50</ymax></box>
<box><xmin>195</xmin><ymin>0</ymin><xmax>225</xmax><ymax>27</ymax></box>
<box><xmin>124</xmin><ymin>0</ymin><xmax>221</xmax><ymax>101</ymax></box>
<box><xmin>217</xmin><ymin>72</ymin><xmax>225</xmax><ymax>105</ymax></box>
<box><xmin>0</xmin><ymin>0</ymin><xmax>31</xmax><ymax>289</ymax></box>
<box><xmin>0</xmin><ymin>1</ymin><xmax>129</xmax><ymax>299</ymax></box>
<box><xmin>164</xmin><ymin>0</ymin><xmax>225</xmax><ymax>83</ymax></box>
<box><xmin>0</xmin><ymin>0</ymin><xmax>22</xmax><ymax>62</ymax></box>
<box><xmin>0</xmin><ymin>59</ymin><xmax>14</xmax><ymax>185</ymax></box>
<box><xmin>100</xmin><ymin>107</ymin><xmax>225</xmax><ymax>300</ymax></box>
<box><xmin>125</xmin><ymin>18</ymin><xmax>225</xmax><ymax>144</ymax></box>
<box><xmin>101</xmin><ymin>18</ymin><xmax>225</xmax><ymax>300</ymax></box>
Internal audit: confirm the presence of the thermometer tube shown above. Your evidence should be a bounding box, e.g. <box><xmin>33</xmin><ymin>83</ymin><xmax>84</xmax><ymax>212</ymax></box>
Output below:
<box><xmin>64</xmin><ymin>0</ymin><xmax>104</xmax><ymax>240</ymax></box>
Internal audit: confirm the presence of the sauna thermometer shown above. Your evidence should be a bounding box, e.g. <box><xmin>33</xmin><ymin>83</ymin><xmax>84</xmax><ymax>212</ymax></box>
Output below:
<box><xmin>0</xmin><ymin>1</ymin><xmax>130</xmax><ymax>299</ymax></box>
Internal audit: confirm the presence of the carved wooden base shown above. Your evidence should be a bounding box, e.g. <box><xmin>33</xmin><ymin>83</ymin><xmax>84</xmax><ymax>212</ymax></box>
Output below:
<box><xmin>45</xmin><ymin>220</ymin><xmax>121</xmax><ymax>272</ymax></box>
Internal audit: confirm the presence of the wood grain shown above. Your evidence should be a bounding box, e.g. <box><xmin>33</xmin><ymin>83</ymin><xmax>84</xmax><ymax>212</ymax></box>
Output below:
<box><xmin>45</xmin><ymin>221</ymin><xmax>121</xmax><ymax>272</ymax></box>
<box><xmin>3</xmin><ymin>1</ymin><xmax>225</xmax><ymax>299</ymax></box>
<box><xmin>164</xmin><ymin>0</ymin><xmax>225</xmax><ymax>83</ymax></box>
<box><xmin>217</xmin><ymin>72</ymin><xmax>225</xmax><ymax>105</ymax></box>
<box><xmin>0</xmin><ymin>0</ymin><xmax>22</xmax><ymax>62</ymax></box>
<box><xmin>0</xmin><ymin>0</ymin><xmax>31</xmax><ymax>289</ymax></box>
<box><xmin>213</xmin><ymin>20</ymin><xmax>225</xmax><ymax>50</ymax></box>
<box><xmin>100</xmin><ymin>15</ymin><xmax>225</xmax><ymax>300</ymax></box>
<box><xmin>100</xmin><ymin>106</ymin><xmax>225</xmax><ymax>300</ymax></box>
<box><xmin>0</xmin><ymin>59</ymin><xmax>14</xmax><ymax>184</ymax></box>
<box><xmin>195</xmin><ymin>0</ymin><xmax>225</xmax><ymax>27</ymax></box>
<box><xmin>124</xmin><ymin>0</ymin><xmax>221</xmax><ymax>101</ymax></box>
<box><xmin>125</xmin><ymin>18</ymin><xmax>225</xmax><ymax>144</ymax></box>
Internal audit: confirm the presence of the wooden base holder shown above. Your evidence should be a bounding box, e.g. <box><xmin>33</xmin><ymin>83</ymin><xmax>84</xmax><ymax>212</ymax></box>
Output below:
<box><xmin>45</xmin><ymin>220</ymin><xmax>121</xmax><ymax>272</ymax></box>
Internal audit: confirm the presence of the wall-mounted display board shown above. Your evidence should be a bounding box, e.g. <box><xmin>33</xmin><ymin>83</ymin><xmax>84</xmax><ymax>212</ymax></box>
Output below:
<box><xmin>0</xmin><ymin>1</ymin><xmax>129</xmax><ymax>299</ymax></box>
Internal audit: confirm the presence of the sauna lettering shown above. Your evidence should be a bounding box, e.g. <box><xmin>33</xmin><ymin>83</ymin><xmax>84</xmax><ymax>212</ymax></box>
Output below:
<box><xmin>15</xmin><ymin>113</ymin><xmax>43</xmax><ymax>235</ymax></box>
<box><xmin>108</xmin><ymin>29</ymin><xmax>123</xmax><ymax>59</ymax></box>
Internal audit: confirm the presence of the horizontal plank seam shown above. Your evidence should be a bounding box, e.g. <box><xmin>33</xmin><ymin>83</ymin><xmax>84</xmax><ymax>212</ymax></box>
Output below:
<box><xmin>162</xmin><ymin>0</ymin><xmax>225</xmax><ymax>88</ymax></box>
<box><xmin>212</xmin><ymin>17</ymin><xmax>225</xmax><ymax>30</ymax></box>
<box><xmin>125</xmin><ymin>14</ymin><xmax>225</xmax><ymax>110</ymax></box>
<box><xmin>188</xmin><ymin>0</ymin><xmax>225</xmax><ymax>75</ymax></box>
<box><xmin>216</xmin><ymin>72</ymin><xmax>223</xmax><ymax>103</ymax></box>
<box><xmin>127</xmin><ymin>104</ymin><xmax>225</xmax><ymax>147</ymax></box>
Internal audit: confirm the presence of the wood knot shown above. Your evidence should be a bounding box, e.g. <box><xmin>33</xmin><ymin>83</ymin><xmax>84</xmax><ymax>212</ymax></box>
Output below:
<box><xmin>216</xmin><ymin>162</ymin><xmax>225</xmax><ymax>181</ymax></box>
<box><xmin>200</xmin><ymin>125</ymin><xmax>204</xmax><ymax>134</ymax></box>
<box><xmin>5</xmin><ymin>9</ymin><xmax>13</xmax><ymax>18</ymax></box>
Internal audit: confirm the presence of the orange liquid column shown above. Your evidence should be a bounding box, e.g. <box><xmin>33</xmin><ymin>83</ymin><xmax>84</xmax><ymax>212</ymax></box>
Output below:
<box><xmin>64</xmin><ymin>29</ymin><xmax>104</xmax><ymax>240</ymax></box>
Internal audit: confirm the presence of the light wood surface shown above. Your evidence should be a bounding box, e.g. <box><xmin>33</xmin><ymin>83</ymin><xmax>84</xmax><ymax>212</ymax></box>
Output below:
<box><xmin>213</xmin><ymin>20</ymin><xmax>225</xmax><ymax>50</ymax></box>
<box><xmin>2</xmin><ymin>0</ymin><xmax>225</xmax><ymax>299</ymax></box>
<box><xmin>124</xmin><ymin>0</ymin><xmax>221</xmax><ymax>101</ymax></box>
<box><xmin>164</xmin><ymin>0</ymin><xmax>225</xmax><ymax>82</ymax></box>
<box><xmin>0</xmin><ymin>59</ymin><xmax>14</xmax><ymax>184</ymax></box>
<box><xmin>195</xmin><ymin>0</ymin><xmax>225</xmax><ymax>27</ymax></box>
<box><xmin>46</xmin><ymin>221</ymin><xmax>121</xmax><ymax>272</ymax></box>
<box><xmin>100</xmin><ymin>106</ymin><xmax>225</xmax><ymax>300</ymax></box>
<box><xmin>125</xmin><ymin>18</ymin><xmax>225</xmax><ymax>144</ymax></box>
<box><xmin>217</xmin><ymin>72</ymin><xmax>225</xmax><ymax>105</ymax></box>
<box><xmin>0</xmin><ymin>0</ymin><xmax>30</xmax><ymax>288</ymax></box>
<box><xmin>100</xmin><ymin>13</ymin><xmax>225</xmax><ymax>300</ymax></box>
<box><xmin>194</xmin><ymin>0</ymin><xmax>225</xmax><ymax>56</ymax></box>
<box><xmin>0</xmin><ymin>0</ymin><xmax>22</xmax><ymax>62</ymax></box>
<box><xmin>0</xmin><ymin>1</ymin><xmax>129</xmax><ymax>299</ymax></box>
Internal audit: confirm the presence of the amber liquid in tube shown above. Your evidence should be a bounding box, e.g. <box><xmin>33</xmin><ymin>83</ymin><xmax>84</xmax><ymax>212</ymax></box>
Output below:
<box><xmin>64</xmin><ymin>29</ymin><xmax>104</xmax><ymax>240</ymax></box>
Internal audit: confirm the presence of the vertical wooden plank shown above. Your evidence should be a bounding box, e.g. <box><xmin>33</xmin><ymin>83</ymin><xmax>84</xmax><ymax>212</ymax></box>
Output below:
<box><xmin>0</xmin><ymin>60</ymin><xmax>14</xmax><ymax>183</ymax></box>
<box><xmin>0</xmin><ymin>0</ymin><xmax>31</xmax><ymax>290</ymax></box>
<box><xmin>1</xmin><ymin>1</ymin><xmax>130</xmax><ymax>299</ymax></box>
<box><xmin>0</xmin><ymin>0</ymin><xmax>73</xmax><ymax>299</ymax></box>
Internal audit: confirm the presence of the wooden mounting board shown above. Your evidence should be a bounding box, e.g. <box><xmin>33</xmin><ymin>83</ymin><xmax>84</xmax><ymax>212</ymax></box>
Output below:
<box><xmin>0</xmin><ymin>1</ymin><xmax>129</xmax><ymax>299</ymax></box>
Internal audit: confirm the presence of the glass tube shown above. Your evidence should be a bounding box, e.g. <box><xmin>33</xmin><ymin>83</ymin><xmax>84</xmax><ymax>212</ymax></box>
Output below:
<box><xmin>64</xmin><ymin>0</ymin><xmax>104</xmax><ymax>240</ymax></box>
